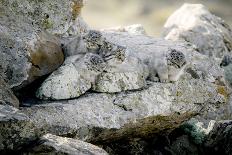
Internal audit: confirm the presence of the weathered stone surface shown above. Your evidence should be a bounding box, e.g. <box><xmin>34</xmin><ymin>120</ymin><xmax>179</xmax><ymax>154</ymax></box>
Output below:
<box><xmin>91</xmin><ymin>112</ymin><xmax>196</xmax><ymax>144</ymax></box>
<box><xmin>163</xmin><ymin>3</ymin><xmax>232</xmax><ymax>58</ymax></box>
<box><xmin>101</xmin><ymin>24</ymin><xmax>147</xmax><ymax>35</ymax></box>
<box><xmin>0</xmin><ymin>77</ymin><xmax>19</xmax><ymax>107</ymax></box>
<box><xmin>24</xmin><ymin>134</ymin><xmax>108</xmax><ymax>155</ymax></box>
<box><xmin>0</xmin><ymin>105</ymin><xmax>40</xmax><ymax>152</ymax></box>
<box><xmin>186</xmin><ymin>53</ymin><xmax>225</xmax><ymax>84</ymax></box>
<box><xmin>36</xmin><ymin>54</ymin><xmax>106</xmax><ymax>100</ymax></box>
<box><xmin>0</xmin><ymin>0</ymin><xmax>86</xmax><ymax>35</ymax></box>
<box><xmin>0</xmin><ymin>29</ymin><xmax>64</xmax><ymax>89</ymax></box>
<box><xmin>0</xmin><ymin>0</ymin><xmax>88</xmax><ymax>89</ymax></box>
<box><xmin>22</xmin><ymin>78</ymin><xmax>226</xmax><ymax>141</ymax></box>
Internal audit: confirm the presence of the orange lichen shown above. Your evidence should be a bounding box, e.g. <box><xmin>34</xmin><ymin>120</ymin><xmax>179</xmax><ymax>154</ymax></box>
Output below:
<box><xmin>71</xmin><ymin>0</ymin><xmax>84</xmax><ymax>20</ymax></box>
<box><xmin>217</xmin><ymin>85</ymin><xmax>229</xmax><ymax>101</ymax></box>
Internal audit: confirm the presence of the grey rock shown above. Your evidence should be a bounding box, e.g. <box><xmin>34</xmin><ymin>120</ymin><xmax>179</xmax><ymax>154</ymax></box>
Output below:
<box><xmin>0</xmin><ymin>104</ymin><xmax>40</xmax><ymax>151</ymax></box>
<box><xmin>62</xmin><ymin>35</ymin><xmax>88</xmax><ymax>57</ymax></box>
<box><xmin>0</xmin><ymin>77</ymin><xmax>19</xmax><ymax>107</ymax></box>
<box><xmin>36</xmin><ymin>53</ymin><xmax>106</xmax><ymax>100</ymax></box>
<box><xmin>186</xmin><ymin>53</ymin><xmax>225</xmax><ymax>84</ymax></box>
<box><xmin>163</xmin><ymin>3</ymin><xmax>232</xmax><ymax>58</ymax></box>
<box><xmin>0</xmin><ymin>0</ymin><xmax>88</xmax><ymax>89</ymax></box>
<box><xmin>24</xmin><ymin>134</ymin><xmax>108</xmax><ymax>155</ymax></box>
<box><xmin>0</xmin><ymin>29</ymin><xmax>64</xmax><ymax>89</ymax></box>
<box><xmin>222</xmin><ymin>63</ymin><xmax>232</xmax><ymax>88</ymax></box>
<box><xmin>22</xmin><ymin>78</ymin><xmax>225</xmax><ymax>141</ymax></box>
<box><xmin>1</xmin><ymin>0</ymin><xmax>86</xmax><ymax>35</ymax></box>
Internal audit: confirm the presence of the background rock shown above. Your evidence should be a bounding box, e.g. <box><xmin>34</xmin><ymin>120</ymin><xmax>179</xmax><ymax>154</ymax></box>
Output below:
<box><xmin>101</xmin><ymin>24</ymin><xmax>147</xmax><ymax>35</ymax></box>
<box><xmin>163</xmin><ymin>3</ymin><xmax>232</xmax><ymax>58</ymax></box>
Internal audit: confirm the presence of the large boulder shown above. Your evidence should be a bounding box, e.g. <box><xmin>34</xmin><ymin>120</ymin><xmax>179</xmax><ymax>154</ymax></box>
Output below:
<box><xmin>163</xmin><ymin>3</ymin><xmax>232</xmax><ymax>58</ymax></box>
<box><xmin>0</xmin><ymin>77</ymin><xmax>19</xmax><ymax>107</ymax></box>
<box><xmin>0</xmin><ymin>105</ymin><xmax>40</xmax><ymax>152</ymax></box>
<box><xmin>24</xmin><ymin>134</ymin><xmax>109</xmax><ymax>155</ymax></box>
<box><xmin>22</xmin><ymin>77</ymin><xmax>226</xmax><ymax>142</ymax></box>
<box><xmin>0</xmin><ymin>0</ymin><xmax>88</xmax><ymax>89</ymax></box>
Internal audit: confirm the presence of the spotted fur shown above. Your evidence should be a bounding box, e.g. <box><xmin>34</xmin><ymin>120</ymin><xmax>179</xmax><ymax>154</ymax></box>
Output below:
<box><xmin>167</xmin><ymin>49</ymin><xmax>186</xmax><ymax>69</ymax></box>
<box><xmin>83</xmin><ymin>53</ymin><xmax>106</xmax><ymax>72</ymax></box>
<box><xmin>83</xmin><ymin>30</ymin><xmax>105</xmax><ymax>52</ymax></box>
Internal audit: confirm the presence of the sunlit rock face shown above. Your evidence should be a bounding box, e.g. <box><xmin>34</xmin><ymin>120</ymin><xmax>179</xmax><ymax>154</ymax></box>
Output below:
<box><xmin>163</xmin><ymin>3</ymin><xmax>232</xmax><ymax>58</ymax></box>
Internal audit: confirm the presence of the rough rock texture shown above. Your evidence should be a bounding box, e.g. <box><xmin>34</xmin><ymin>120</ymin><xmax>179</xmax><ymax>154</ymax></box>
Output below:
<box><xmin>163</xmin><ymin>3</ymin><xmax>232</xmax><ymax>58</ymax></box>
<box><xmin>186</xmin><ymin>53</ymin><xmax>225</xmax><ymax>84</ymax></box>
<box><xmin>0</xmin><ymin>77</ymin><xmax>19</xmax><ymax>107</ymax></box>
<box><xmin>36</xmin><ymin>54</ymin><xmax>106</xmax><ymax>100</ymax></box>
<box><xmin>0</xmin><ymin>0</ymin><xmax>87</xmax><ymax>35</ymax></box>
<box><xmin>0</xmin><ymin>105</ymin><xmax>40</xmax><ymax>152</ymax></box>
<box><xmin>101</xmin><ymin>24</ymin><xmax>147</xmax><ymax>35</ymax></box>
<box><xmin>24</xmin><ymin>134</ymin><xmax>108</xmax><ymax>155</ymax></box>
<box><xmin>0</xmin><ymin>0</ymin><xmax>88</xmax><ymax>89</ymax></box>
<box><xmin>91</xmin><ymin>112</ymin><xmax>196</xmax><ymax>144</ymax></box>
<box><xmin>22</xmin><ymin>78</ymin><xmax>226</xmax><ymax>141</ymax></box>
<box><xmin>0</xmin><ymin>30</ymin><xmax>64</xmax><ymax>89</ymax></box>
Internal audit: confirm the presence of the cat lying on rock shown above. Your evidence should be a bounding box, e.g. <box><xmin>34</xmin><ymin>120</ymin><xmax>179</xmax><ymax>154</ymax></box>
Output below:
<box><xmin>82</xmin><ymin>30</ymin><xmax>188</xmax><ymax>82</ymax></box>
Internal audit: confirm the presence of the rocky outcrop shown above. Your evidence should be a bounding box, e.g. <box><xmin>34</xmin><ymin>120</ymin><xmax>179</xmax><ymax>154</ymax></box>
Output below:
<box><xmin>24</xmin><ymin>134</ymin><xmax>108</xmax><ymax>155</ymax></box>
<box><xmin>163</xmin><ymin>3</ymin><xmax>232</xmax><ymax>58</ymax></box>
<box><xmin>36</xmin><ymin>53</ymin><xmax>106</xmax><ymax>100</ymax></box>
<box><xmin>0</xmin><ymin>0</ymin><xmax>88</xmax><ymax>89</ymax></box>
<box><xmin>0</xmin><ymin>105</ymin><xmax>40</xmax><ymax>152</ymax></box>
<box><xmin>22</xmin><ymin>77</ymin><xmax>226</xmax><ymax>141</ymax></box>
<box><xmin>0</xmin><ymin>78</ymin><xmax>19</xmax><ymax>107</ymax></box>
<box><xmin>1</xmin><ymin>1</ymin><xmax>232</xmax><ymax>154</ymax></box>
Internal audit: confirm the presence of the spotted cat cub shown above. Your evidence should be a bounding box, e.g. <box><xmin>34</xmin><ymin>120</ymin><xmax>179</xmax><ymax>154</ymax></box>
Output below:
<box><xmin>98</xmin><ymin>41</ymin><xmax>126</xmax><ymax>62</ymax></box>
<box><xmin>83</xmin><ymin>30</ymin><xmax>105</xmax><ymax>53</ymax></box>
